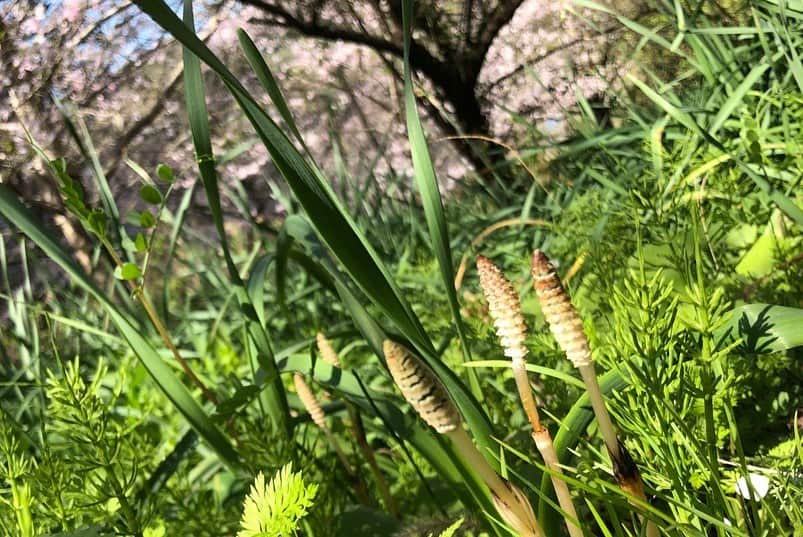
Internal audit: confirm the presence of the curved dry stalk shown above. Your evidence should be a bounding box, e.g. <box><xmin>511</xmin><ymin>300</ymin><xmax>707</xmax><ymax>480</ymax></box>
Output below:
<box><xmin>345</xmin><ymin>405</ymin><xmax>400</xmax><ymax>518</ymax></box>
<box><xmin>532</xmin><ymin>250</ymin><xmax>655</xmax><ymax>536</ymax></box>
<box><xmin>383</xmin><ymin>340</ymin><xmax>543</xmax><ymax>537</ymax></box>
<box><xmin>453</xmin><ymin>218</ymin><xmax>551</xmax><ymax>291</ymax></box>
<box><xmin>294</xmin><ymin>373</ymin><xmax>372</xmax><ymax>506</ymax></box>
<box><xmin>477</xmin><ymin>255</ymin><xmax>582</xmax><ymax>537</ymax></box>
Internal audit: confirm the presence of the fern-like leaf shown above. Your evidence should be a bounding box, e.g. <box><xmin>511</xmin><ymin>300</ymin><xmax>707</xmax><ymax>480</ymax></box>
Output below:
<box><xmin>237</xmin><ymin>463</ymin><xmax>318</xmax><ymax>537</ymax></box>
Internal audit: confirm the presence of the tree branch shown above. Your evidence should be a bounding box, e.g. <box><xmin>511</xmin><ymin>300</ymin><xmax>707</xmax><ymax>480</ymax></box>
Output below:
<box><xmin>483</xmin><ymin>25</ymin><xmax>622</xmax><ymax>93</ymax></box>
<box><xmin>462</xmin><ymin>0</ymin><xmax>475</xmax><ymax>49</ymax></box>
<box><xmin>103</xmin><ymin>12</ymin><xmax>226</xmax><ymax>180</ymax></box>
<box><xmin>473</xmin><ymin>1</ymin><xmax>525</xmax><ymax>58</ymax></box>
<box><xmin>244</xmin><ymin>0</ymin><xmax>404</xmax><ymax>57</ymax></box>
<box><xmin>246</xmin><ymin>3</ymin><xmax>459</xmax><ymax>104</ymax></box>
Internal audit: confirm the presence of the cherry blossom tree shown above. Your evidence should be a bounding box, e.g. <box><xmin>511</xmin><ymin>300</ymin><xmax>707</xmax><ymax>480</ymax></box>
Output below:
<box><xmin>238</xmin><ymin>0</ymin><xmax>632</xmax><ymax>173</ymax></box>
<box><xmin>1</xmin><ymin>0</ymin><xmax>639</xmax><ymax>282</ymax></box>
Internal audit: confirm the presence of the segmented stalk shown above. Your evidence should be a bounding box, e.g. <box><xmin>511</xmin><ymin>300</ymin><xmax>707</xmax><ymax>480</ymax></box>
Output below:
<box><xmin>383</xmin><ymin>340</ymin><xmax>460</xmax><ymax>434</ymax></box>
<box><xmin>477</xmin><ymin>255</ymin><xmax>582</xmax><ymax>537</ymax></box>
<box><xmin>383</xmin><ymin>340</ymin><xmax>543</xmax><ymax>537</ymax></box>
<box><xmin>476</xmin><ymin>255</ymin><xmax>529</xmax><ymax>362</ymax></box>
<box><xmin>532</xmin><ymin>250</ymin><xmax>654</xmax><ymax>535</ymax></box>
<box><xmin>294</xmin><ymin>373</ymin><xmax>353</xmax><ymax>474</ymax></box>
<box><xmin>530</xmin><ymin>250</ymin><xmax>591</xmax><ymax>369</ymax></box>
<box><xmin>316</xmin><ymin>332</ymin><xmax>342</xmax><ymax>368</ymax></box>
<box><xmin>531</xmin><ymin>250</ymin><xmax>619</xmax><ymax>451</ymax></box>
<box><xmin>476</xmin><ymin>255</ymin><xmax>541</xmax><ymax>430</ymax></box>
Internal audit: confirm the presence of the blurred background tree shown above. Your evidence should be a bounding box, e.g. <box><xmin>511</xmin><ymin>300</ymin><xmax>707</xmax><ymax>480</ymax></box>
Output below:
<box><xmin>239</xmin><ymin>0</ymin><xmax>608</xmax><ymax>171</ymax></box>
<box><xmin>1</xmin><ymin>0</ymin><xmax>639</xmax><ymax>282</ymax></box>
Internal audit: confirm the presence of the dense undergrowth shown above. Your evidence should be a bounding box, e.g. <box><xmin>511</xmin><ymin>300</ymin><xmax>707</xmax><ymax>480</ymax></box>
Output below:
<box><xmin>1</xmin><ymin>1</ymin><xmax>802</xmax><ymax>536</ymax></box>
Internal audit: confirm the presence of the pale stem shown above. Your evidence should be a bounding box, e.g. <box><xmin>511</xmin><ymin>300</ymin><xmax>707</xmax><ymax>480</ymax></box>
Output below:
<box><xmin>578</xmin><ymin>366</ymin><xmax>656</xmax><ymax>536</ymax></box>
<box><xmin>533</xmin><ymin>429</ymin><xmax>583</xmax><ymax>537</ymax></box>
<box><xmin>512</xmin><ymin>358</ymin><xmax>542</xmax><ymax>432</ymax></box>
<box><xmin>578</xmin><ymin>363</ymin><xmax>620</xmax><ymax>459</ymax></box>
<box><xmin>514</xmin><ymin>358</ymin><xmax>582</xmax><ymax>537</ymax></box>
<box><xmin>447</xmin><ymin>426</ymin><xmax>544</xmax><ymax>537</ymax></box>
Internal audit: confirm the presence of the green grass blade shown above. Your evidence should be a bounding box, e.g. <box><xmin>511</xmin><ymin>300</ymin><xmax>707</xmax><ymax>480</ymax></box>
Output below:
<box><xmin>51</xmin><ymin>96</ymin><xmax>124</xmax><ymax>251</ymax></box>
<box><xmin>400</xmin><ymin>0</ymin><xmax>481</xmax><ymax>400</ymax></box>
<box><xmin>133</xmin><ymin>0</ymin><xmax>495</xmax><ymax>472</ymax></box>
<box><xmin>628</xmin><ymin>73</ymin><xmax>803</xmax><ymax>226</ymax></box>
<box><xmin>181</xmin><ymin>0</ymin><xmax>291</xmax><ymax>439</ymax></box>
<box><xmin>244</xmin><ymin>253</ymin><xmax>276</xmax><ymax>415</ymax></box>
<box><xmin>234</xmin><ymin>71</ymin><xmax>433</xmax><ymax>351</ymax></box>
<box><xmin>161</xmin><ymin>181</ymin><xmax>196</xmax><ymax>319</ymax></box>
<box><xmin>40</xmin><ymin>313</ymin><xmax>123</xmax><ymax>345</ymax></box>
<box><xmin>709</xmin><ymin>63</ymin><xmax>770</xmax><ymax>135</ymax></box>
<box><xmin>236</xmin><ymin>29</ymin><xmax>308</xmax><ymax>151</ymax></box>
<box><xmin>0</xmin><ymin>184</ymin><xmax>240</xmax><ymax>468</ymax></box>
<box><xmin>181</xmin><ymin>1</ymin><xmax>236</xmax><ymax>278</ymax></box>
<box><xmin>246</xmin><ymin>254</ymin><xmax>273</xmax><ymax>326</ymax></box>
<box><xmin>463</xmin><ymin>360</ymin><xmax>586</xmax><ymax>390</ymax></box>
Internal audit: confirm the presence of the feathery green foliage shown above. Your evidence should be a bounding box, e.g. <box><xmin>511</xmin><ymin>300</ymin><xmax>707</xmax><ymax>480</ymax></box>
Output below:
<box><xmin>237</xmin><ymin>464</ymin><xmax>318</xmax><ymax>537</ymax></box>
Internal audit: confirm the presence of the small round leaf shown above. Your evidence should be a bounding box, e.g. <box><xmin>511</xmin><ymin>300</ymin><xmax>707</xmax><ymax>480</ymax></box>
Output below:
<box><xmin>117</xmin><ymin>263</ymin><xmax>142</xmax><ymax>281</ymax></box>
<box><xmin>121</xmin><ymin>234</ymin><xmax>136</xmax><ymax>253</ymax></box>
<box><xmin>134</xmin><ymin>232</ymin><xmax>148</xmax><ymax>252</ymax></box>
<box><xmin>139</xmin><ymin>185</ymin><xmax>162</xmax><ymax>205</ymax></box>
<box><xmin>139</xmin><ymin>210</ymin><xmax>156</xmax><ymax>228</ymax></box>
<box><xmin>156</xmin><ymin>163</ymin><xmax>175</xmax><ymax>183</ymax></box>
<box><xmin>86</xmin><ymin>210</ymin><xmax>108</xmax><ymax>238</ymax></box>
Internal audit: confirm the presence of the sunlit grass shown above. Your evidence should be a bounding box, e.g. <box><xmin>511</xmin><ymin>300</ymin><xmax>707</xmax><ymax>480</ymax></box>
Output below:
<box><xmin>0</xmin><ymin>1</ymin><xmax>801</xmax><ymax>536</ymax></box>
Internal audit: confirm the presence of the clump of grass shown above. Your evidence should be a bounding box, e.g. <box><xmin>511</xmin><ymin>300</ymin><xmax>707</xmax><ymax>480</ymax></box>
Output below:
<box><xmin>0</xmin><ymin>412</ymin><xmax>33</xmax><ymax>537</ymax></box>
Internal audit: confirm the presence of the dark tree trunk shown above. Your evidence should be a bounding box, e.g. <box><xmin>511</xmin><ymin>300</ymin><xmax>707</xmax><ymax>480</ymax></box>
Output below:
<box><xmin>242</xmin><ymin>0</ymin><xmax>526</xmax><ymax>179</ymax></box>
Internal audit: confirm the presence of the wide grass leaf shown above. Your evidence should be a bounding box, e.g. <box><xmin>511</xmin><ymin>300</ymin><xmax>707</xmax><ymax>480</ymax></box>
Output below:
<box><xmin>182</xmin><ymin>0</ymin><xmax>291</xmax><ymax>438</ymax></box>
<box><xmin>400</xmin><ymin>0</ymin><xmax>481</xmax><ymax>400</ymax></box>
<box><xmin>717</xmin><ymin>303</ymin><xmax>803</xmax><ymax>353</ymax></box>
